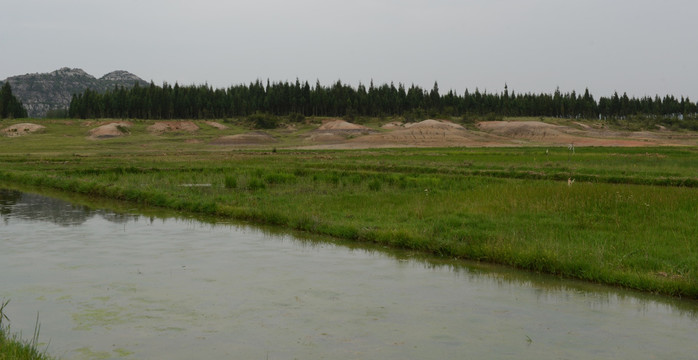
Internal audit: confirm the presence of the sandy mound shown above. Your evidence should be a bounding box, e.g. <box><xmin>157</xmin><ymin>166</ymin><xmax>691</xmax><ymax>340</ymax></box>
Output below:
<box><xmin>404</xmin><ymin>119</ymin><xmax>465</xmax><ymax>130</ymax></box>
<box><xmin>148</xmin><ymin>121</ymin><xmax>199</xmax><ymax>133</ymax></box>
<box><xmin>298</xmin><ymin>118</ymin><xmax>697</xmax><ymax>149</ymax></box>
<box><xmin>302</xmin><ymin>119</ymin><xmax>377</xmax><ymax>144</ymax></box>
<box><xmin>477</xmin><ymin>120</ymin><xmax>609</xmax><ymax>145</ymax></box>
<box><xmin>88</xmin><ymin>122</ymin><xmax>132</xmax><ymax>139</ymax></box>
<box><xmin>204</xmin><ymin>121</ymin><xmax>228</xmax><ymax>130</ymax></box>
<box><xmin>2</xmin><ymin>123</ymin><xmax>46</xmax><ymax>137</ymax></box>
<box><xmin>317</xmin><ymin>119</ymin><xmax>371</xmax><ymax>131</ymax></box>
<box><xmin>475</xmin><ymin>121</ymin><xmax>683</xmax><ymax>146</ymax></box>
<box><xmin>343</xmin><ymin>119</ymin><xmax>510</xmax><ymax>148</ymax></box>
<box><xmin>476</xmin><ymin>121</ymin><xmax>566</xmax><ymax>139</ymax></box>
<box><xmin>210</xmin><ymin>132</ymin><xmax>277</xmax><ymax>145</ymax></box>
<box><xmin>370</xmin><ymin>127</ymin><xmax>481</xmax><ymax>145</ymax></box>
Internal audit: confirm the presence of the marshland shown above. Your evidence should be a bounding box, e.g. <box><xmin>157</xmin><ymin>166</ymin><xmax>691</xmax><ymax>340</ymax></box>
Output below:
<box><xmin>1</xmin><ymin>116</ymin><xmax>697</xmax><ymax>358</ymax></box>
<box><xmin>1</xmin><ymin>117</ymin><xmax>697</xmax><ymax>296</ymax></box>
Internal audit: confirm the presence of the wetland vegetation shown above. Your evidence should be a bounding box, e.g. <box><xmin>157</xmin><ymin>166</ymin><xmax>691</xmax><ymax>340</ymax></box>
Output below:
<box><xmin>1</xmin><ymin>117</ymin><xmax>696</xmax><ymax>299</ymax></box>
<box><xmin>0</xmin><ymin>300</ymin><xmax>53</xmax><ymax>360</ymax></box>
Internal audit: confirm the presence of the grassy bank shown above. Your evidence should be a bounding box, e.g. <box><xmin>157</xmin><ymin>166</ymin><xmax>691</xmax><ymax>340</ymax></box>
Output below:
<box><xmin>1</xmin><ymin>119</ymin><xmax>697</xmax><ymax>298</ymax></box>
<box><xmin>0</xmin><ymin>301</ymin><xmax>53</xmax><ymax>360</ymax></box>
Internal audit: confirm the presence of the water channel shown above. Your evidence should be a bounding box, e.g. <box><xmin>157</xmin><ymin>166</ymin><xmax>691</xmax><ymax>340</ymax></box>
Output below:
<box><xmin>1</xmin><ymin>188</ymin><xmax>697</xmax><ymax>359</ymax></box>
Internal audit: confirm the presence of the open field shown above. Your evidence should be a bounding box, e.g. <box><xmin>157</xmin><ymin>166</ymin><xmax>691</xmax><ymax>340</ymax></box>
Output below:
<box><xmin>1</xmin><ymin>117</ymin><xmax>697</xmax><ymax>298</ymax></box>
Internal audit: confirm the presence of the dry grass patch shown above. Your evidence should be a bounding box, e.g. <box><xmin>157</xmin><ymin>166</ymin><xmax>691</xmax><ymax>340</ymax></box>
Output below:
<box><xmin>210</xmin><ymin>131</ymin><xmax>277</xmax><ymax>145</ymax></box>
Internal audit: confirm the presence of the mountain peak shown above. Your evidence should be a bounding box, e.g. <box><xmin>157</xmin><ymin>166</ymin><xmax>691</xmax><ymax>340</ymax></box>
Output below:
<box><xmin>100</xmin><ymin>70</ymin><xmax>145</xmax><ymax>83</ymax></box>
<box><xmin>2</xmin><ymin>68</ymin><xmax>149</xmax><ymax>117</ymax></box>
<box><xmin>50</xmin><ymin>67</ymin><xmax>94</xmax><ymax>78</ymax></box>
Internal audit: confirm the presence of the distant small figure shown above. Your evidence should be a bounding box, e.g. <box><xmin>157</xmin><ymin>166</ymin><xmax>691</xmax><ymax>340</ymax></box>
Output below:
<box><xmin>568</xmin><ymin>178</ymin><xmax>575</xmax><ymax>186</ymax></box>
<box><xmin>545</xmin><ymin>149</ymin><xmax>549</xmax><ymax>155</ymax></box>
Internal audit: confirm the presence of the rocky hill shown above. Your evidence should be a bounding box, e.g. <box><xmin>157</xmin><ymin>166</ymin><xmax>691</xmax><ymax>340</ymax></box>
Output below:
<box><xmin>0</xmin><ymin>68</ymin><xmax>148</xmax><ymax>118</ymax></box>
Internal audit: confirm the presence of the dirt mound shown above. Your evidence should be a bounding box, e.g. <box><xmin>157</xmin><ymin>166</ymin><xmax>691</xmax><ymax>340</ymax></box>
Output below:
<box><xmin>375</xmin><ymin>128</ymin><xmax>483</xmax><ymax>145</ymax></box>
<box><xmin>303</xmin><ymin>119</ymin><xmax>376</xmax><ymax>144</ymax></box>
<box><xmin>317</xmin><ymin>119</ymin><xmax>371</xmax><ymax>131</ymax></box>
<box><xmin>404</xmin><ymin>119</ymin><xmax>465</xmax><ymax>130</ymax></box>
<box><xmin>2</xmin><ymin>123</ymin><xmax>46</xmax><ymax>137</ymax></box>
<box><xmin>477</xmin><ymin>120</ymin><xmax>616</xmax><ymax>145</ymax></box>
<box><xmin>88</xmin><ymin>122</ymin><xmax>132</xmax><ymax>139</ymax></box>
<box><xmin>344</xmin><ymin>119</ymin><xmax>510</xmax><ymax>148</ymax></box>
<box><xmin>204</xmin><ymin>121</ymin><xmax>228</xmax><ymax>130</ymax></box>
<box><xmin>210</xmin><ymin>132</ymin><xmax>277</xmax><ymax>145</ymax></box>
<box><xmin>296</xmin><ymin>118</ymin><xmax>697</xmax><ymax>149</ymax></box>
<box><xmin>476</xmin><ymin>121</ymin><xmax>566</xmax><ymax>139</ymax></box>
<box><xmin>148</xmin><ymin>121</ymin><xmax>199</xmax><ymax>133</ymax></box>
<box><xmin>476</xmin><ymin>121</ymin><xmax>685</xmax><ymax>146</ymax></box>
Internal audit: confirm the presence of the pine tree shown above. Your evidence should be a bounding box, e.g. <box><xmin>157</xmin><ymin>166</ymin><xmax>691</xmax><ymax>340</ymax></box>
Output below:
<box><xmin>0</xmin><ymin>82</ymin><xmax>28</xmax><ymax>119</ymax></box>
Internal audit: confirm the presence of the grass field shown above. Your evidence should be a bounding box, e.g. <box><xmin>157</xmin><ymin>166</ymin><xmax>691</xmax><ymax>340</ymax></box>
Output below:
<box><xmin>1</xmin><ymin>118</ymin><xmax>697</xmax><ymax>298</ymax></box>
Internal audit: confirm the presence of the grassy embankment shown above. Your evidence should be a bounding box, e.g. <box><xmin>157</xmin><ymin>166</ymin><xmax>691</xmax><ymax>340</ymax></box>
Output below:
<box><xmin>1</xmin><ymin>118</ymin><xmax>697</xmax><ymax>298</ymax></box>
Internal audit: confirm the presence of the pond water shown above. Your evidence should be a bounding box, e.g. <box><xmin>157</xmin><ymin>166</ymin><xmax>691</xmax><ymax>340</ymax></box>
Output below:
<box><xmin>1</xmin><ymin>188</ymin><xmax>697</xmax><ymax>359</ymax></box>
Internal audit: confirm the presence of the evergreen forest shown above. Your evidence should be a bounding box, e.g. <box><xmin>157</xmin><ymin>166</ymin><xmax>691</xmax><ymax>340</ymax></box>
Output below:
<box><xmin>68</xmin><ymin>80</ymin><xmax>698</xmax><ymax>125</ymax></box>
<box><xmin>0</xmin><ymin>83</ymin><xmax>28</xmax><ymax>119</ymax></box>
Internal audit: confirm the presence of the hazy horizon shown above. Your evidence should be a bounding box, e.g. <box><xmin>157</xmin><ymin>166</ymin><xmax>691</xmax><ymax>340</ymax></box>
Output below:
<box><xmin>2</xmin><ymin>0</ymin><xmax>697</xmax><ymax>100</ymax></box>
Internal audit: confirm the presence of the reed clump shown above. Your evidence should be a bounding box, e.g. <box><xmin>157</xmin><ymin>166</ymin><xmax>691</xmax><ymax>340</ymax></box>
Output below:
<box><xmin>0</xmin><ymin>300</ymin><xmax>54</xmax><ymax>360</ymax></box>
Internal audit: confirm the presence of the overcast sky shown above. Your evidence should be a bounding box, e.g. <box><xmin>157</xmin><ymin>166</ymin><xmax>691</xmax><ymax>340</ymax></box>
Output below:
<box><xmin>2</xmin><ymin>0</ymin><xmax>697</xmax><ymax>99</ymax></box>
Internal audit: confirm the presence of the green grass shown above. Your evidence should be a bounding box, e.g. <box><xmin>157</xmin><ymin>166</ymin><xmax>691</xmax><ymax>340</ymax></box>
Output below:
<box><xmin>1</xmin><ymin>118</ymin><xmax>697</xmax><ymax>298</ymax></box>
<box><xmin>0</xmin><ymin>300</ymin><xmax>53</xmax><ymax>360</ymax></box>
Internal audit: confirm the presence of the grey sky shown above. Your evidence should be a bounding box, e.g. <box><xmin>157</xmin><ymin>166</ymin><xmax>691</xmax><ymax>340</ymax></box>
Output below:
<box><xmin>2</xmin><ymin>0</ymin><xmax>697</xmax><ymax>100</ymax></box>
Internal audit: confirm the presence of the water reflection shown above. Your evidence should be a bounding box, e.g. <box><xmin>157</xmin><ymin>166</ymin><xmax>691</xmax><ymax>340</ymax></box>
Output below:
<box><xmin>279</xmin><ymin>225</ymin><xmax>698</xmax><ymax>319</ymax></box>
<box><xmin>0</xmin><ymin>188</ymin><xmax>139</xmax><ymax>226</ymax></box>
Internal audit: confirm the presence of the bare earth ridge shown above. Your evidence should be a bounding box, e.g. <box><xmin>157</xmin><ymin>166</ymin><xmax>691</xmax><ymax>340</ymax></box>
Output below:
<box><xmin>299</xmin><ymin>119</ymin><xmax>697</xmax><ymax>149</ymax></box>
<box><xmin>4</xmin><ymin>118</ymin><xmax>697</xmax><ymax>147</ymax></box>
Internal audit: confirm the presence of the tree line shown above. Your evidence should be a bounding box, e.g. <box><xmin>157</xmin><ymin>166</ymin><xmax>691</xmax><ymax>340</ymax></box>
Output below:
<box><xmin>67</xmin><ymin>80</ymin><xmax>698</xmax><ymax>121</ymax></box>
<box><xmin>0</xmin><ymin>83</ymin><xmax>28</xmax><ymax>119</ymax></box>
